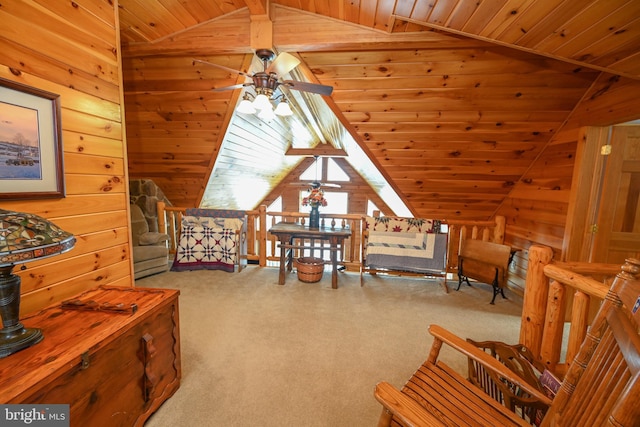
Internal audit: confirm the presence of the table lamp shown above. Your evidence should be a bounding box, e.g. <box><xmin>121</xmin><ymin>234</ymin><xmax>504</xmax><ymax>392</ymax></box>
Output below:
<box><xmin>0</xmin><ymin>209</ymin><xmax>75</xmax><ymax>358</ymax></box>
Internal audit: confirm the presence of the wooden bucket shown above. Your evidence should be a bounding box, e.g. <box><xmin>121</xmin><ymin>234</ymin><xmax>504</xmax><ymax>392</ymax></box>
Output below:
<box><xmin>295</xmin><ymin>257</ymin><xmax>324</xmax><ymax>283</ymax></box>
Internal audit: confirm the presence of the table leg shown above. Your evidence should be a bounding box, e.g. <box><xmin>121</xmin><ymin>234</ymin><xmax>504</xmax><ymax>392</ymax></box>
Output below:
<box><xmin>286</xmin><ymin>236</ymin><xmax>294</xmax><ymax>272</ymax></box>
<box><xmin>330</xmin><ymin>237</ymin><xmax>338</xmax><ymax>289</ymax></box>
<box><xmin>278</xmin><ymin>238</ymin><xmax>287</xmax><ymax>285</ymax></box>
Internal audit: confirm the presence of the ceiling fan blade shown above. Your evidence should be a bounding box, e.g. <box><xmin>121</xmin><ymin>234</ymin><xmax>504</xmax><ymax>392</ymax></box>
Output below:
<box><xmin>290</xmin><ymin>181</ymin><xmax>341</xmax><ymax>188</ymax></box>
<box><xmin>282</xmin><ymin>80</ymin><xmax>333</xmax><ymax>96</ymax></box>
<box><xmin>266</xmin><ymin>52</ymin><xmax>300</xmax><ymax>75</ymax></box>
<box><xmin>212</xmin><ymin>83</ymin><xmax>253</xmax><ymax>92</ymax></box>
<box><xmin>193</xmin><ymin>59</ymin><xmax>251</xmax><ymax>77</ymax></box>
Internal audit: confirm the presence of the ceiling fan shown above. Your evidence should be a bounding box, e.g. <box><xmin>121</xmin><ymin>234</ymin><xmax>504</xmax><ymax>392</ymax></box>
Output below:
<box><xmin>292</xmin><ymin>155</ymin><xmax>341</xmax><ymax>189</ymax></box>
<box><xmin>194</xmin><ymin>49</ymin><xmax>333</xmax><ymax>97</ymax></box>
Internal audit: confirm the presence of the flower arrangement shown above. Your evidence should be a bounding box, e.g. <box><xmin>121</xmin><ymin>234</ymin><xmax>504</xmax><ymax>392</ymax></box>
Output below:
<box><xmin>302</xmin><ymin>187</ymin><xmax>328</xmax><ymax>208</ymax></box>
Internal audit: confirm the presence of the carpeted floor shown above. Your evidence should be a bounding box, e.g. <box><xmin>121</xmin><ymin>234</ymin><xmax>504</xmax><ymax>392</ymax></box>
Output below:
<box><xmin>139</xmin><ymin>265</ymin><xmax>524</xmax><ymax>427</ymax></box>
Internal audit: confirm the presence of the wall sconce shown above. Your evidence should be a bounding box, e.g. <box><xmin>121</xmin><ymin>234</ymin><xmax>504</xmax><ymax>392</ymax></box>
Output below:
<box><xmin>0</xmin><ymin>209</ymin><xmax>76</xmax><ymax>358</ymax></box>
<box><xmin>236</xmin><ymin>89</ymin><xmax>293</xmax><ymax>120</ymax></box>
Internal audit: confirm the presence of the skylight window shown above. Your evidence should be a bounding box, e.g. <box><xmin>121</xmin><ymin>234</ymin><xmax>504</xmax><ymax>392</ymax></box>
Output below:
<box><xmin>300</xmin><ymin>159</ymin><xmax>319</xmax><ymax>181</ymax></box>
<box><xmin>300</xmin><ymin>157</ymin><xmax>350</xmax><ymax>184</ymax></box>
<box><xmin>327</xmin><ymin>158</ymin><xmax>349</xmax><ymax>181</ymax></box>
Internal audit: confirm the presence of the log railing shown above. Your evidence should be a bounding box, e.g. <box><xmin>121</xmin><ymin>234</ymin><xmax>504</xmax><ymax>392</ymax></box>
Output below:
<box><xmin>257</xmin><ymin>206</ymin><xmax>364</xmax><ymax>269</ymax></box>
<box><xmin>157</xmin><ymin>202</ymin><xmax>506</xmax><ymax>275</ymax></box>
<box><xmin>157</xmin><ymin>203</ymin><xmax>364</xmax><ymax>269</ymax></box>
<box><xmin>158</xmin><ymin>204</ymin><xmax>621</xmax><ymax>377</ymax></box>
<box><xmin>519</xmin><ymin>245</ymin><xmax>622</xmax><ymax>377</ymax></box>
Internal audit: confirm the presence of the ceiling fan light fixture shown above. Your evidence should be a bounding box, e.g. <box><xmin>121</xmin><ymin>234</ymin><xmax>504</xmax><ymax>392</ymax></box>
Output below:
<box><xmin>252</xmin><ymin>93</ymin><xmax>272</xmax><ymax>111</ymax></box>
<box><xmin>274</xmin><ymin>100</ymin><xmax>293</xmax><ymax>116</ymax></box>
<box><xmin>237</xmin><ymin>94</ymin><xmax>256</xmax><ymax>114</ymax></box>
<box><xmin>258</xmin><ymin>106</ymin><xmax>276</xmax><ymax>121</ymax></box>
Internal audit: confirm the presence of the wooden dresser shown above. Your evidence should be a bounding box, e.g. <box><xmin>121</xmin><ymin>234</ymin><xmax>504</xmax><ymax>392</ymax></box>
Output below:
<box><xmin>0</xmin><ymin>286</ymin><xmax>181</xmax><ymax>427</ymax></box>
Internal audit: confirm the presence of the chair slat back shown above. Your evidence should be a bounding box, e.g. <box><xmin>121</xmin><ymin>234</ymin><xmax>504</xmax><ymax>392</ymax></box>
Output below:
<box><xmin>542</xmin><ymin>258</ymin><xmax>640</xmax><ymax>427</ymax></box>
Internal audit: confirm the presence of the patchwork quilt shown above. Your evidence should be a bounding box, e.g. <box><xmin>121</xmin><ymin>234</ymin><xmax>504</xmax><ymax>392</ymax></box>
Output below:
<box><xmin>365</xmin><ymin>230</ymin><xmax>447</xmax><ymax>274</ymax></box>
<box><xmin>171</xmin><ymin>214</ymin><xmax>241</xmax><ymax>273</ymax></box>
<box><xmin>365</xmin><ymin>216</ymin><xmax>441</xmax><ymax>233</ymax></box>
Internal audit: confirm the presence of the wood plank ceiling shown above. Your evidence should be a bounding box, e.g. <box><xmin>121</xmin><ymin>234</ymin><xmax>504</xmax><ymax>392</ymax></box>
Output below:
<box><xmin>120</xmin><ymin>0</ymin><xmax>640</xmax><ymax>220</ymax></box>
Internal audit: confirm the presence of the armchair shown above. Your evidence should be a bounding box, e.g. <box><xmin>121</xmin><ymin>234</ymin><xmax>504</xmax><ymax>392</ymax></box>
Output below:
<box><xmin>130</xmin><ymin>203</ymin><xmax>170</xmax><ymax>279</ymax></box>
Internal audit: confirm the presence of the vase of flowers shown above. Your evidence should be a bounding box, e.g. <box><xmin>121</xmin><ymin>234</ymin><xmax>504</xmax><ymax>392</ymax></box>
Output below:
<box><xmin>302</xmin><ymin>187</ymin><xmax>327</xmax><ymax>229</ymax></box>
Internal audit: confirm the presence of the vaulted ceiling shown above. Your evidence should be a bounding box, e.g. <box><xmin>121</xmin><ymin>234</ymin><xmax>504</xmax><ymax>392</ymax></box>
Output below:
<box><xmin>120</xmin><ymin>0</ymin><xmax>640</xmax><ymax>220</ymax></box>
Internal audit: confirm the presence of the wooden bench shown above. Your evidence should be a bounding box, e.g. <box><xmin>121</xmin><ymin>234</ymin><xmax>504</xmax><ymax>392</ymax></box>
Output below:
<box><xmin>457</xmin><ymin>239</ymin><xmax>512</xmax><ymax>304</ymax></box>
<box><xmin>361</xmin><ymin>216</ymin><xmax>448</xmax><ymax>291</ymax></box>
<box><xmin>374</xmin><ymin>258</ymin><xmax>640</xmax><ymax>427</ymax></box>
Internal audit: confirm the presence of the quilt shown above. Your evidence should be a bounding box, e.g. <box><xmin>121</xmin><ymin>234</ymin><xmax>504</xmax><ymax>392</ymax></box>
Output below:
<box><xmin>365</xmin><ymin>216</ymin><xmax>440</xmax><ymax>233</ymax></box>
<box><xmin>365</xmin><ymin>231</ymin><xmax>447</xmax><ymax>274</ymax></box>
<box><xmin>171</xmin><ymin>224</ymin><xmax>238</xmax><ymax>273</ymax></box>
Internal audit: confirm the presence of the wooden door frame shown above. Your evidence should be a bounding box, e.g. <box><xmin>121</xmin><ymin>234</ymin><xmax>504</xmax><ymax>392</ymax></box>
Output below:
<box><xmin>562</xmin><ymin>126</ymin><xmax>610</xmax><ymax>262</ymax></box>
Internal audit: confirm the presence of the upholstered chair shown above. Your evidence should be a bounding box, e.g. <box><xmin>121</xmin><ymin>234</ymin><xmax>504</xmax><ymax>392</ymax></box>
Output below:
<box><xmin>130</xmin><ymin>204</ymin><xmax>169</xmax><ymax>279</ymax></box>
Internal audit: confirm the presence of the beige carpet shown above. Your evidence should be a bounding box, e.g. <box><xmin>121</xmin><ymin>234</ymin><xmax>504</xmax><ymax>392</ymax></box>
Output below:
<box><xmin>139</xmin><ymin>266</ymin><xmax>524</xmax><ymax>427</ymax></box>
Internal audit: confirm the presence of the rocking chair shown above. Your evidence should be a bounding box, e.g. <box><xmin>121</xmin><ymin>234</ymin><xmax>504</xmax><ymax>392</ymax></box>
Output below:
<box><xmin>374</xmin><ymin>258</ymin><xmax>640</xmax><ymax>426</ymax></box>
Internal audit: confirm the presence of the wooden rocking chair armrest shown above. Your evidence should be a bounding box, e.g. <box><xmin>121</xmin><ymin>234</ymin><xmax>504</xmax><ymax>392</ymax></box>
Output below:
<box><xmin>374</xmin><ymin>382</ymin><xmax>446</xmax><ymax>427</ymax></box>
<box><xmin>428</xmin><ymin>325</ymin><xmax>553</xmax><ymax>406</ymax></box>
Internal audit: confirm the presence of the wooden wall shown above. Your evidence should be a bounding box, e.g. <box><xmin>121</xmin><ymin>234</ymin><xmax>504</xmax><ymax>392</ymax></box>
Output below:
<box><xmin>0</xmin><ymin>0</ymin><xmax>132</xmax><ymax>315</ymax></box>
<box><xmin>498</xmin><ymin>75</ymin><xmax>640</xmax><ymax>293</ymax></box>
<box><xmin>2</xmin><ymin>1</ymin><xmax>639</xmax><ymax>312</ymax></box>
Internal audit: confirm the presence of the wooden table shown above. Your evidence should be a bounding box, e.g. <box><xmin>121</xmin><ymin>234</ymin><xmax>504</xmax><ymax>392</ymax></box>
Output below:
<box><xmin>269</xmin><ymin>222</ymin><xmax>352</xmax><ymax>289</ymax></box>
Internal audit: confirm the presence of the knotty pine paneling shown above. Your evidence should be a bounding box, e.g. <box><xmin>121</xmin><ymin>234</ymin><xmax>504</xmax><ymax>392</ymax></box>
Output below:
<box><xmin>299</xmin><ymin>41</ymin><xmax>600</xmax><ymax>220</ymax></box>
<box><xmin>123</xmin><ymin>52</ymin><xmax>249</xmax><ymax>208</ymax></box>
<box><xmin>0</xmin><ymin>0</ymin><xmax>132</xmax><ymax>316</ymax></box>
<box><xmin>497</xmin><ymin>125</ymin><xmax>580</xmax><ymax>293</ymax></box>
<box><xmin>20</xmin><ymin>245</ymin><xmax>129</xmax><ymax>294</ymax></box>
<box><xmin>118</xmin><ymin>1</ymin><xmax>640</xmax><ymax>81</ymax></box>
<box><xmin>498</xmin><ymin>75</ymin><xmax>640</xmax><ymax>270</ymax></box>
<box><xmin>566</xmin><ymin>75</ymin><xmax>640</xmax><ymax>128</ymax></box>
<box><xmin>119</xmin><ymin>2</ymin><xmax>640</xmax><ymax>274</ymax></box>
<box><xmin>498</xmin><ymin>74</ymin><xmax>640</xmax><ymax>292</ymax></box>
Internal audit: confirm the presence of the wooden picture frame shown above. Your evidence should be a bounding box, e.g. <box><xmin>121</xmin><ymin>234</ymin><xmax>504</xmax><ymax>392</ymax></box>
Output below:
<box><xmin>0</xmin><ymin>78</ymin><xmax>64</xmax><ymax>199</ymax></box>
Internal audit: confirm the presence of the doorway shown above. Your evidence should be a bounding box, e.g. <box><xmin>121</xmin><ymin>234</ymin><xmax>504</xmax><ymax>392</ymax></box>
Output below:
<box><xmin>590</xmin><ymin>125</ymin><xmax>640</xmax><ymax>263</ymax></box>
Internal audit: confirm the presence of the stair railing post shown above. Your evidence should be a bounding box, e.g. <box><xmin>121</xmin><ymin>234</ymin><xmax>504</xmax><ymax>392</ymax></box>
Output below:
<box><xmin>519</xmin><ymin>244</ymin><xmax>554</xmax><ymax>359</ymax></box>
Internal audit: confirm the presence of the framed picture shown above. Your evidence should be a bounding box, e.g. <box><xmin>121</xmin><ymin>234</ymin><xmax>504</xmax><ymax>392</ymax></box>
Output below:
<box><xmin>0</xmin><ymin>77</ymin><xmax>64</xmax><ymax>199</ymax></box>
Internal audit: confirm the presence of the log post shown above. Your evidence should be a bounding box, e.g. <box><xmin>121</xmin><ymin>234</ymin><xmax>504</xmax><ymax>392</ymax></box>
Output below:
<box><xmin>540</xmin><ymin>280</ymin><xmax>566</xmax><ymax>371</ymax></box>
<box><xmin>493</xmin><ymin>215</ymin><xmax>506</xmax><ymax>244</ymax></box>
<box><xmin>258</xmin><ymin>204</ymin><xmax>267</xmax><ymax>267</ymax></box>
<box><xmin>519</xmin><ymin>245</ymin><xmax>554</xmax><ymax>358</ymax></box>
<box><xmin>446</xmin><ymin>224</ymin><xmax>459</xmax><ymax>276</ymax></box>
<box><xmin>471</xmin><ymin>225</ymin><xmax>479</xmax><ymax>240</ymax></box>
<box><xmin>565</xmin><ymin>291</ymin><xmax>590</xmax><ymax>365</ymax></box>
<box><xmin>459</xmin><ymin>226</ymin><xmax>467</xmax><ymax>244</ymax></box>
<box><xmin>157</xmin><ymin>201</ymin><xmax>166</xmax><ymax>233</ymax></box>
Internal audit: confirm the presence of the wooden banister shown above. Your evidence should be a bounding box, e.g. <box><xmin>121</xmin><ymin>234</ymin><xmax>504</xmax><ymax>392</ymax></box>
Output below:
<box><xmin>158</xmin><ymin>203</ymin><xmax>507</xmax><ymax>281</ymax></box>
<box><xmin>158</xmin><ymin>203</ymin><xmax>625</xmax><ymax>379</ymax></box>
<box><xmin>519</xmin><ymin>244</ymin><xmax>622</xmax><ymax>375</ymax></box>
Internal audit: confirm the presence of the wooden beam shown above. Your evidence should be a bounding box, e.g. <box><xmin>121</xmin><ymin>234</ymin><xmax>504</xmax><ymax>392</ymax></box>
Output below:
<box><xmin>250</xmin><ymin>14</ymin><xmax>272</xmax><ymax>50</ymax></box>
<box><xmin>243</xmin><ymin>0</ymin><xmax>268</xmax><ymax>16</ymax></box>
<box><xmin>285</xmin><ymin>147</ymin><xmax>348</xmax><ymax>157</ymax></box>
<box><xmin>121</xmin><ymin>6</ymin><xmax>490</xmax><ymax>58</ymax></box>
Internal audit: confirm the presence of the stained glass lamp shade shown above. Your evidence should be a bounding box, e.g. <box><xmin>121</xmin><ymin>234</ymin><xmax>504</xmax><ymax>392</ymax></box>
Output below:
<box><xmin>0</xmin><ymin>209</ymin><xmax>76</xmax><ymax>358</ymax></box>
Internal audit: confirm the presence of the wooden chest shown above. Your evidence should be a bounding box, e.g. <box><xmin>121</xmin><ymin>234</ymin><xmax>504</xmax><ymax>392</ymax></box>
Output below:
<box><xmin>0</xmin><ymin>286</ymin><xmax>181</xmax><ymax>427</ymax></box>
